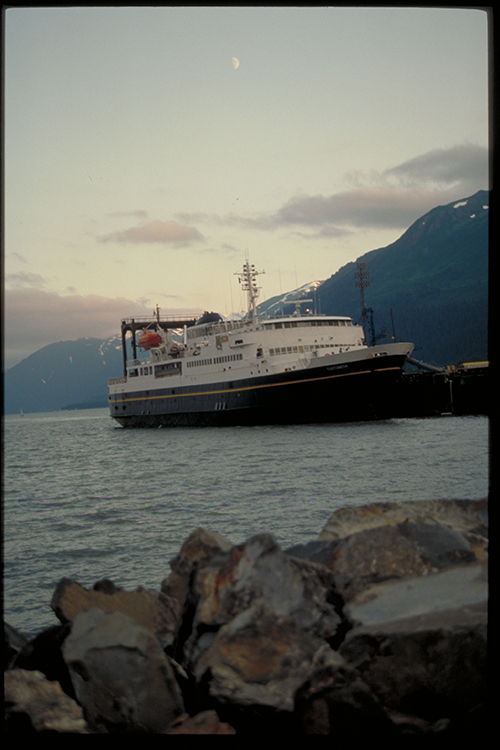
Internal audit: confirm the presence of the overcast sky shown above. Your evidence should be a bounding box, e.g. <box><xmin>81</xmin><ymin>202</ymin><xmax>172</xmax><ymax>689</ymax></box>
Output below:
<box><xmin>4</xmin><ymin>6</ymin><xmax>490</xmax><ymax>369</ymax></box>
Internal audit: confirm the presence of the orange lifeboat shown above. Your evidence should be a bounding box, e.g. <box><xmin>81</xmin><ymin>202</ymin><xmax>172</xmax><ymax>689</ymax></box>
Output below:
<box><xmin>138</xmin><ymin>330</ymin><xmax>162</xmax><ymax>349</ymax></box>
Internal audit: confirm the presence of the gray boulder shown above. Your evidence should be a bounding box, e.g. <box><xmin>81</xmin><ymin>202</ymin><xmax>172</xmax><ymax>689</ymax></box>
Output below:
<box><xmin>51</xmin><ymin>577</ymin><xmax>178</xmax><ymax>651</ymax></box>
<box><xmin>161</xmin><ymin>527</ymin><xmax>234</xmax><ymax>656</ymax></box>
<box><xmin>287</xmin><ymin>498</ymin><xmax>487</xmax><ymax>601</ymax></box>
<box><xmin>294</xmin><ymin>662</ymin><xmax>396</xmax><ymax>737</ymax></box>
<box><xmin>339</xmin><ymin>561</ymin><xmax>488</xmax><ymax>732</ymax></box>
<box><xmin>182</xmin><ymin>533</ymin><xmax>343</xmax><ymax>715</ymax></box>
<box><xmin>317</xmin><ymin>498</ymin><xmax>487</xmax><ymax>551</ymax></box>
<box><xmin>62</xmin><ymin>608</ymin><xmax>184</xmax><ymax>733</ymax></box>
<box><xmin>5</xmin><ymin>668</ymin><xmax>87</xmax><ymax>733</ymax></box>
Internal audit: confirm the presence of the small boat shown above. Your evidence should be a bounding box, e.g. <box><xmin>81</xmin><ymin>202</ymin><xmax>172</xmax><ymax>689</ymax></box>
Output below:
<box><xmin>108</xmin><ymin>261</ymin><xmax>414</xmax><ymax>427</ymax></box>
<box><xmin>137</xmin><ymin>330</ymin><xmax>163</xmax><ymax>349</ymax></box>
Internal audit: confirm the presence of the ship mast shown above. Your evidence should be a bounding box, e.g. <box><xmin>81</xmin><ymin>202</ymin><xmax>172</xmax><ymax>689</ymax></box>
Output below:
<box><xmin>355</xmin><ymin>262</ymin><xmax>370</xmax><ymax>343</ymax></box>
<box><xmin>236</xmin><ymin>261</ymin><xmax>264</xmax><ymax>322</ymax></box>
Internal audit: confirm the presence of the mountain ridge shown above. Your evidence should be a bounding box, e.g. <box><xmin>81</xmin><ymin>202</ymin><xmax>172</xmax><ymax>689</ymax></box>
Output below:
<box><xmin>270</xmin><ymin>190</ymin><xmax>488</xmax><ymax>365</ymax></box>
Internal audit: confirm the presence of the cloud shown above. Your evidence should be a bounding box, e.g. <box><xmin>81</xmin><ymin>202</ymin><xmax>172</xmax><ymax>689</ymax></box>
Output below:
<box><xmin>270</xmin><ymin>144</ymin><xmax>489</xmax><ymax>234</ymax></box>
<box><xmin>5</xmin><ymin>271</ymin><xmax>49</xmax><ymax>289</ymax></box>
<box><xmin>175</xmin><ymin>144</ymin><xmax>489</xmax><ymax>237</ymax></box>
<box><xmin>175</xmin><ymin>209</ymin><xmax>276</xmax><ymax>232</ymax></box>
<box><xmin>383</xmin><ymin>144</ymin><xmax>489</xmax><ymax>188</ymax></box>
<box><xmin>179</xmin><ymin>189</ymin><xmax>445</xmax><ymax>234</ymax></box>
<box><xmin>98</xmin><ymin>219</ymin><xmax>204</xmax><ymax>245</ymax></box>
<box><xmin>272</xmin><ymin>186</ymin><xmax>446</xmax><ymax>231</ymax></box>
<box><xmin>292</xmin><ymin>226</ymin><xmax>353</xmax><ymax>240</ymax></box>
<box><xmin>2</xmin><ymin>289</ymin><xmax>201</xmax><ymax>370</ymax></box>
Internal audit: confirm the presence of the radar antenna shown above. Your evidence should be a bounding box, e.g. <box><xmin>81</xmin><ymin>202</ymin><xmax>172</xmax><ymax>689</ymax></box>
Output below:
<box><xmin>284</xmin><ymin>299</ymin><xmax>314</xmax><ymax>316</ymax></box>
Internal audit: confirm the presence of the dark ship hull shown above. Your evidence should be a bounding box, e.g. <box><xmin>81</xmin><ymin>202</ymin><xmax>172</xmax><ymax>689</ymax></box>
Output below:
<box><xmin>109</xmin><ymin>347</ymin><xmax>408</xmax><ymax>428</ymax></box>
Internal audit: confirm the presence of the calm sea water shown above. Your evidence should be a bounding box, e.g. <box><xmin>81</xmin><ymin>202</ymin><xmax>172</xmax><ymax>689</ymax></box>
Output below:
<box><xmin>3</xmin><ymin>408</ymin><xmax>489</xmax><ymax>638</ymax></box>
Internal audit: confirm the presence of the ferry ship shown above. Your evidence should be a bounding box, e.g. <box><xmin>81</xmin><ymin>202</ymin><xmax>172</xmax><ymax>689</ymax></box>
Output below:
<box><xmin>108</xmin><ymin>262</ymin><xmax>414</xmax><ymax>427</ymax></box>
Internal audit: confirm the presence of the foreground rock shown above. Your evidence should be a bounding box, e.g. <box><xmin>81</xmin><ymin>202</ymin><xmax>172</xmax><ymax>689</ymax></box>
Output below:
<box><xmin>288</xmin><ymin>498</ymin><xmax>488</xmax><ymax>601</ymax></box>
<box><xmin>50</xmin><ymin>577</ymin><xmax>179</xmax><ymax>650</ymax></box>
<box><xmin>161</xmin><ymin>527</ymin><xmax>234</xmax><ymax>656</ymax></box>
<box><xmin>183</xmin><ymin>532</ymin><xmax>344</xmax><ymax>712</ymax></box>
<box><xmin>62</xmin><ymin>608</ymin><xmax>185</xmax><ymax>733</ymax></box>
<box><xmin>294</xmin><ymin>661</ymin><xmax>397</xmax><ymax>736</ymax></box>
<box><xmin>4</xmin><ymin>498</ymin><xmax>487</xmax><ymax>734</ymax></box>
<box><xmin>5</xmin><ymin>668</ymin><xmax>86</xmax><ymax>733</ymax></box>
<box><xmin>317</xmin><ymin>498</ymin><xmax>487</xmax><ymax>553</ymax></box>
<box><xmin>340</xmin><ymin>562</ymin><xmax>487</xmax><ymax>731</ymax></box>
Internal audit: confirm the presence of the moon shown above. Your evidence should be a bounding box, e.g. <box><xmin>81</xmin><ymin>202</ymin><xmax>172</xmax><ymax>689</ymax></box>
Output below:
<box><xmin>231</xmin><ymin>57</ymin><xmax>240</xmax><ymax>70</ymax></box>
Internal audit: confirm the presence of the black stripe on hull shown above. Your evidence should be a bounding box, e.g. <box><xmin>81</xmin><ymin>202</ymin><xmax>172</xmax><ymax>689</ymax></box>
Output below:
<box><xmin>109</xmin><ymin>353</ymin><xmax>408</xmax><ymax>428</ymax></box>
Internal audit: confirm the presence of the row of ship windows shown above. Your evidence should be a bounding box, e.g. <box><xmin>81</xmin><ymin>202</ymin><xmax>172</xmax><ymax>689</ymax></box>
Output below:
<box><xmin>129</xmin><ymin>363</ymin><xmax>181</xmax><ymax>378</ymax></box>
<box><xmin>263</xmin><ymin>320</ymin><xmax>352</xmax><ymax>329</ymax></box>
<box><xmin>269</xmin><ymin>343</ymin><xmax>348</xmax><ymax>355</ymax></box>
<box><xmin>187</xmin><ymin>353</ymin><xmax>243</xmax><ymax>368</ymax></box>
<box><xmin>129</xmin><ymin>352</ymin><xmax>246</xmax><ymax>378</ymax></box>
<box><xmin>129</xmin><ymin>353</ymin><xmax>245</xmax><ymax>378</ymax></box>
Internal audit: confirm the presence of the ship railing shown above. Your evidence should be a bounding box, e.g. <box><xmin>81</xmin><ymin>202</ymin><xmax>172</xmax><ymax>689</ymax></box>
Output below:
<box><xmin>187</xmin><ymin>318</ymin><xmax>249</xmax><ymax>339</ymax></box>
<box><xmin>121</xmin><ymin>314</ymin><xmax>198</xmax><ymax>326</ymax></box>
<box><xmin>109</xmin><ymin>376</ymin><xmax>127</xmax><ymax>385</ymax></box>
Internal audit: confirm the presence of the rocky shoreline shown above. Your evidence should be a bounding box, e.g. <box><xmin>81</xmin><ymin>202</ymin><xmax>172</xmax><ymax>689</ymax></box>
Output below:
<box><xmin>4</xmin><ymin>498</ymin><xmax>488</xmax><ymax>735</ymax></box>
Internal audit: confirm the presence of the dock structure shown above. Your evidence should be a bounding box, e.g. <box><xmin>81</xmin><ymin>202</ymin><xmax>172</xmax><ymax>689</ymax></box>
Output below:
<box><xmin>397</xmin><ymin>363</ymin><xmax>489</xmax><ymax>417</ymax></box>
<box><xmin>120</xmin><ymin>314</ymin><xmax>198</xmax><ymax>376</ymax></box>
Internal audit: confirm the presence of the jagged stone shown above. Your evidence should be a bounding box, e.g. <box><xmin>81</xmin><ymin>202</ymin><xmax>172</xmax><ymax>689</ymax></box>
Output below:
<box><xmin>167</xmin><ymin>527</ymin><xmax>234</xmax><ymax>578</ymax></box>
<box><xmin>165</xmin><ymin>709</ymin><xmax>236</xmax><ymax>734</ymax></box>
<box><xmin>317</xmin><ymin>498</ymin><xmax>488</xmax><ymax>560</ymax></box>
<box><xmin>193</xmin><ymin>611</ymin><xmax>344</xmax><ymax>712</ymax></box>
<box><xmin>92</xmin><ymin>578</ymin><xmax>120</xmax><ymax>594</ymax></box>
<box><xmin>50</xmin><ymin>577</ymin><xmax>177</xmax><ymax>650</ymax></box>
<box><xmin>294</xmin><ymin>662</ymin><xmax>396</xmax><ymax>736</ymax></box>
<box><xmin>4</xmin><ymin>668</ymin><xmax>87</xmax><ymax>733</ymax></box>
<box><xmin>62</xmin><ymin>608</ymin><xmax>184</xmax><ymax>733</ymax></box>
<box><xmin>181</xmin><ymin>534</ymin><xmax>343</xmax><ymax>714</ymax></box>
<box><xmin>185</xmin><ymin>534</ymin><xmax>341</xmax><ymax>663</ymax></box>
<box><xmin>339</xmin><ymin>562</ymin><xmax>488</xmax><ymax>726</ymax></box>
<box><xmin>288</xmin><ymin>499</ymin><xmax>486</xmax><ymax>601</ymax></box>
<box><xmin>341</xmin><ymin>561</ymin><xmax>487</xmax><ymax>632</ymax></box>
<box><xmin>160</xmin><ymin>527</ymin><xmax>234</xmax><ymax>654</ymax></box>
